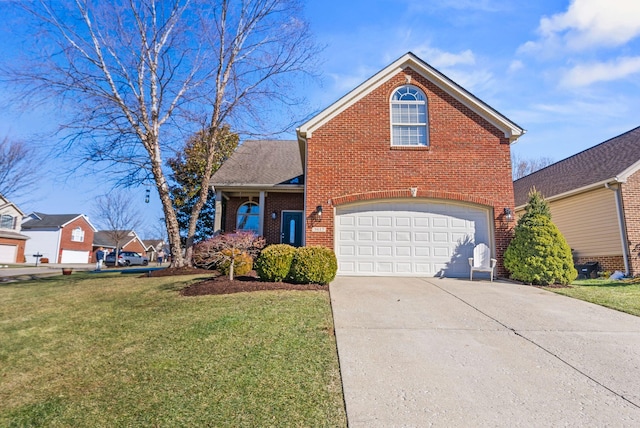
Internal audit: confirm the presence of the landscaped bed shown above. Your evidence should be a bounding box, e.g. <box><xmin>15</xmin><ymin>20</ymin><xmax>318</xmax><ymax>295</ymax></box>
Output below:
<box><xmin>0</xmin><ymin>272</ymin><xmax>346</xmax><ymax>426</ymax></box>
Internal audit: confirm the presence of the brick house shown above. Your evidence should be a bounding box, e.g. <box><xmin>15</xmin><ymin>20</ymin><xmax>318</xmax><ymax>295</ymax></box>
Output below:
<box><xmin>513</xmin><ymin>126</ymin><xmax>640</xmax><ymax>276</ymax></box>
<box><xmin>211</xmin><ymin>52</ymin><xmax>524</xmax><ymax>277</ymax></box>
<box><xmin>22</xmin><ymin>213</ymin><xmax>97</xmax><ymax>263</ymax></box>
<box><xmin>92</xmin><ymin>230</ymin><xmax>147</xmax><ymax>262</ymax></box>
<box><xmin>0</xmin><ymin>194</ymin><xmax>29</xmax><ymax>263</ymax></box>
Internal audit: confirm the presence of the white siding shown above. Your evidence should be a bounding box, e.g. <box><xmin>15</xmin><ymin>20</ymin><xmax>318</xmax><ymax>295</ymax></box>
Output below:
<box><xmin>22</xmin><ymin>230</ymin><xmax>61</xmax><ymax>262</ymax></box>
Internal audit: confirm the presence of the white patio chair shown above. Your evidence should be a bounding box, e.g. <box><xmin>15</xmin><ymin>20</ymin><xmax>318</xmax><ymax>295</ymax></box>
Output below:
<box><xmin>468</xmin><ymin>243</ymin><xmax>497</xmax><ymax>282</ymax></box>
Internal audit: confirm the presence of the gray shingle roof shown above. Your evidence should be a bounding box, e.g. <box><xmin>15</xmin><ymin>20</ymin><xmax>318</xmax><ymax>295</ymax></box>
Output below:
<box><xmin>211</xmin><ymin>140</ymin><xmax>303</xmax><ymax>187</ymax></box>
<box><xmin>22</xmin><ymin>213</ymin><xmax>84</xmax><ymax>229</ymax></box>
<box><xmin>513</xmin><ymin>126</ymin><xmax>640</xmax><ymax>207</ymax></box>
<box><xmin>94</xmin><ymin>230</ymin><xmax>136</xmax><ymax>247</ymax></box>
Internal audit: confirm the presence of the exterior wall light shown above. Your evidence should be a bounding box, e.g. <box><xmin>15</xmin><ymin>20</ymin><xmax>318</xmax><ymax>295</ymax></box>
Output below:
<box><xmin>316</xmin><ymin>205</ymin><xmax>323</xmax><ymax>219</ymax></box>
<box><xmin>271</xmin><ymin>211</ymin><xmax>277</xmax><ymax>220</ymax></box>
<box><xmin>503</xmin><ymin>207</ymin><xmax>513</xmax><ymax>221</ymax></box>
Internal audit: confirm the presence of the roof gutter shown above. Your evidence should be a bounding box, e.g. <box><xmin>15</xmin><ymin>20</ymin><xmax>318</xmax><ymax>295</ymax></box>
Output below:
<box><xmin>605</xmin><ymin>181</ymin><xmax>630</xmax><ymax>276</ymax></box>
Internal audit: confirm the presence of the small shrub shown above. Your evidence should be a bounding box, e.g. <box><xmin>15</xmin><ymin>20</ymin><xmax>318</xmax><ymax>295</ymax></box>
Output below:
<box><xmin>192</xmin><ymin>232</ymin><xmax>265</xmax><ymax>280</ymax></box>
<box><xmin>255</xmin><ymin>244</ymin><xmax>297</xmax><ymax>282</ymax></box>
<box><xmin>289</xmin><ymin>246</ymin><xmax>337</xmax><ymax>285</ymax></box>
<box><xmin>40</xmin><ymin>258</ymin><xmax>49</xmax><ymax>264</ymax></box>
<box><xmin>217</xmin><ymin>249</ymin><xmax>253</xmax><ymax>277</ymax></box>
<box><xmin>504</xmin><ymin>189</ymin><xmax>577</xmax><ymax>285</ymax></box>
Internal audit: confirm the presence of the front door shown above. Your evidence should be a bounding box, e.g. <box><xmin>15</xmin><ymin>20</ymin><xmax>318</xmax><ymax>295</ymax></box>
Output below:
<box><xmin>281</xmin><ymin>211</ymin><xmax>303</xmax><ymax>247</ymax></box>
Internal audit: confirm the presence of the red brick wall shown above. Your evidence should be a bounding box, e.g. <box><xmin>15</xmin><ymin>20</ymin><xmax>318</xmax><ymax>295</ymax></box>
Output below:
<box><xmin>0</xmin><ymin>238</ymin><xmax>26</xmax><ymax>263</ymax></box>
<box><xmin>621</xmin><ymin>170</ymin><xmax>640</xmax><ymax>276</ymax></box>
<box><xmin>305</xmin><ymin>67</ymin><xmax>515</xmax><ymax>274</ymax></box>
<box><xmin>574</xmin><ymin>256</ymin><xmax>625</xmax><ymax>276</ymax></box>
<box><xmin>123</xmin><ymin>239</ymin><xmax>146</xmax><ymax>254</ymax></box>
<box><xmin>223</xmin><ymin>193</ymin><xmax>304</xmax><ymax>245</ymax></box>
<box><xmin>59</xmin><ymin>217</ymin><xmax>95</xmax><ymax>263</ymax></box>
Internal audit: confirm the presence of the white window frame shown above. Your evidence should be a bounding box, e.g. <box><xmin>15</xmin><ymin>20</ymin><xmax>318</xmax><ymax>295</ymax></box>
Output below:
<box><xmin>71</xmin><ymin>227</ymin><xmax>85</xmax><ymax>242</ymax></box>
<box><xmin>236</xmin><ymin>201</ymin><xmax>260</xmax><ymax>232</ymax></box>
<box><xmin>0</xmin><ymin>214</ymin><xmax>14</xmax><ymax>230</ymax></box>
<box><xmin>390</xmin><ymin>85</ymin><xmax>428</xmax><ymax>147</ymax></box>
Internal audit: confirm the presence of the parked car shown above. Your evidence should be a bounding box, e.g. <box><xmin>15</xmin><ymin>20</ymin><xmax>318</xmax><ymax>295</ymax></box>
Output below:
<box><xmin>105</xmin><ymin>251</ymin><xmax>149</xmax><ymax>267</ymax></box>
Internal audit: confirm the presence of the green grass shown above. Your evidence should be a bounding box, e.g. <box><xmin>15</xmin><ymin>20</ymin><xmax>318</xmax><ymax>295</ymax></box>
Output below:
<box><xmin>547</xmin><ymin>278</ymin><xmax>640</xmax><ymax>316</ymax></box>
<box><xmin>0</xmin><ymin>272</ymin><xmax>346</xmax><ymax>427</ymax></box>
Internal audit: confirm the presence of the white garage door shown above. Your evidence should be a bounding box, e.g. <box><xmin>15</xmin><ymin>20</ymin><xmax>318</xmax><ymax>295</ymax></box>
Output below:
<box><xmin>61</xmin><ymin>250</ymin><xmax>90</xmax><ymax>264</ymax></box>
<box><xmin>0</xmin><ymin>245</ymin><xmax>17</xmax><ymax>263</ymax></box>
<box><xmin>336</xmin><ymin>200</ymin><xmax>491</xmax><ymax>277</ymax></box>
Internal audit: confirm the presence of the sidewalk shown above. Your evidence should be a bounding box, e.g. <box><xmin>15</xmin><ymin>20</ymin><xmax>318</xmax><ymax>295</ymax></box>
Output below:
<box><xmin>0</xmin><ymin>263</ymin><xmax>103</xmax><ymax>281</ymax></box>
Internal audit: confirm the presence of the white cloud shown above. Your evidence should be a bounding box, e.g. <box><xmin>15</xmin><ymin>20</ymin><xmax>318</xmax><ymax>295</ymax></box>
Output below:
<box><xmin>508</xmin><ymin>60</ymin><xmax>524</xmax><ymax>73</ymax></box>
<box><xmin>520</xmin><ymin>0</ymin><xmax>640</xmax><ymax>53</ymax></box>
<box><xmin>413</xmin><ymin>45</ymin><xmax>475</xmax><ymax>68</ymax></box>
<box><xmin>560</xmin><ymin>56</ymin><xmax>640</xmax><ymax>87</ymax></box>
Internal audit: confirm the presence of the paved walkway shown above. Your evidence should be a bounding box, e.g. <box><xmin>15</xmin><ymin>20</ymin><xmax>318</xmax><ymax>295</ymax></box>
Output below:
<box><xmin>330</xmin><ymin>276</ymin><xmax>640</xmax><ymax>427</ymax></box>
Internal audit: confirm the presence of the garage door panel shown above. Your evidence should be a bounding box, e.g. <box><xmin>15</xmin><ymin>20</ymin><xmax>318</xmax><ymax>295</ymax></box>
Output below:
<box><xmin>0</xmin><ymin>245</ymin><xmax>17</xmax><ymax>263</ymax></box>
<box><xmin>336</xmin><ymin>200</ymin><xmax>491</xmax><ymax>277</ymax></box>
<box><xmin>377</xmin><ymin>216</ymin><xmax>392</xmax><ymax>227</ymax></box>
<box><xmin>377</xmin><ymin>231</ymin><xmax>392</xmax><ymax>241</ymax></box>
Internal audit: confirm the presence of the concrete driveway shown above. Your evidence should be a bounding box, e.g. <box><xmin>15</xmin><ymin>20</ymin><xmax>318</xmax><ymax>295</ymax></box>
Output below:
<box><xmin>330</xmin><ymin>276</ymin><xmax>640</xmax><ymax>427</ymax></box>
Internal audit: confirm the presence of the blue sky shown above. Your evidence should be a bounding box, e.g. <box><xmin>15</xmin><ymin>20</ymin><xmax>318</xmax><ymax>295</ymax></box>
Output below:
<box><xmin>1</xmin><ymin>0</ymin><xmax>640</xmax><ymax>236</ymax></box>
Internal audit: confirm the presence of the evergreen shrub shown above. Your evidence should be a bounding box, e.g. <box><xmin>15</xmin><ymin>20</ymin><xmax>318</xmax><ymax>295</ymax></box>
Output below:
<box><xmin>254</xmin><ymin>244</ymin><xmax>297</xmax><ymax>282</ymax></box>
<box><xmin>289</xmin><ymin>246</ymin><xmax>338</xmax><ymax>285</ymax></box>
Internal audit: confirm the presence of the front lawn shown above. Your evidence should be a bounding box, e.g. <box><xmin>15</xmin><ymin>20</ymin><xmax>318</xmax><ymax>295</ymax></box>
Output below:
<box><xmin>547</xmin><ymin>278</ymin><xmax>640</xmax><ymax>317</ymax></box>
<box><xmin>0</xmin><ymin>272</ymin><xmax>346</xmax><ymax>427</ymax></box>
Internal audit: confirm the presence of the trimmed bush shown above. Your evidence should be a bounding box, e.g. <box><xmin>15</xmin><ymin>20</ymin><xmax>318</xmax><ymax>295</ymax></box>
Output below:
<box><xmin>255</xmin><ymin>244</ymin><xmax>297</xmax><ymax>282</ymax></box>
<box><xmin>504</xmin><ymin>190</ymin><xmax>577</xmax><ymax>285</ymax></box>
<box><xmin>217</xmin><ymin>249</ymin><xmax>253</xmax><ymax>277</ymax></box>
<box><xmin>289</xmin><ymin>246</ymin><xmax>338</xmax><ymax>285</ymax></box>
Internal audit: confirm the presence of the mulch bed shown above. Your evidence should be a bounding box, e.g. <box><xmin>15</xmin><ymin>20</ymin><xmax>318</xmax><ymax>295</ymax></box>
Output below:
<box><xmin>146</xmin><ymin>267</ymin><xmax>327</xmax><ymax>296</ymax></box>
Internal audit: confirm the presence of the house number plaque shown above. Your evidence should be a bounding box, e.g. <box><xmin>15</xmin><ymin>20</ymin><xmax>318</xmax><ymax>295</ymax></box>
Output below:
<box><xmin>311</xmin><ymin>227</ymin><xmax>327</xmax><ymax>233</ymax></box>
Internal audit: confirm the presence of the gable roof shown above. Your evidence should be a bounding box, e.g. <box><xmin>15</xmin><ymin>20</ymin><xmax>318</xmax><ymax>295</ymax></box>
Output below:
<box><xmin>94</xmin><ymin>230</ymin><xmax>143</xmax><ymax>248</ymax></box>
<box><xmin>513</xmin><ymin>126</ymin><xmax>640</xmax><ymax>207</ymax></box>
<box><xmin>0</xmin><ymin>194</ymin><xmax>25</xmax><ymax>217</ymax></box>
<box><xmin>22</xmin><ymin>212</ymin><xmax>98</xmax><ymax>231</ymax></box>
<box><xmin>211</xmin><ymin>140</ymin><xmax>304</xmax><ymax>188</ymax></box>
<box><xmin>143</xmin><ymin>239</ymin><xmax>166</xmax><ymax>251</ymax></box>
<box><xmin>296</xmin><ymin>51</ymin><xmax>525</xmax><ymax>143</ymax></box>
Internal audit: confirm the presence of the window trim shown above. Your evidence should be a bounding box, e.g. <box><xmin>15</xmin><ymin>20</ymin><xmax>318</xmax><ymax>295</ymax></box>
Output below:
<box><xmin>0</xmin><ymin>214</ymin><xmax>15</xmax><ymax>230</ymax></box>
<box><xmin>71</xmin><ymin>226</ymin><xmax>85</xmax><ymax>242</ymax></box>
<box><xmin>236</xmin><ymin>201</ymin><xmax>260</xmax><ymax>232</ymax></box>
<box><xmin>390</xmin><ymin>85</ymin><xmax>429</xmax><ymax>147</ymax></box>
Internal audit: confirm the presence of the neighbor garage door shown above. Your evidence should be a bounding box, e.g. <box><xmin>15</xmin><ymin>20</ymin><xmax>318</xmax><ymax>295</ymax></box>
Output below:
<box><xmin>335</xmin><ymin>200</ymin><xmax>491</xmax><ymax>277</ymax></box>
<box><xmin>60</xmin><ymin>250</ymin><xmax>90</xmax><ymax>264</ymax></box>
<box><xmin>0</xmin><ymin>244</ymin><xmax>17</xmax><ymax>264</ymax></box>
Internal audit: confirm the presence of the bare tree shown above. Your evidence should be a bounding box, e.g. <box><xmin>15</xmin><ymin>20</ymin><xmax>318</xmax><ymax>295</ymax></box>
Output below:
<box><xmin>93</xmin><ymin>191</ymin><xmax>143</xmax><ymax>263</ymax></box>
<box><xmin>0</xmin><ymin>136</ymin><xmax>39</xmax><ymax>201</ymax></box>
<box><xmin>5</xmin><ymin>0</ymin><xmax>318</xmax><ymax>267</ymax></box>
<box><xmin>512</xmin><ymin>153</ymin><xmax>555</xmax><ymax>180</ymax></box>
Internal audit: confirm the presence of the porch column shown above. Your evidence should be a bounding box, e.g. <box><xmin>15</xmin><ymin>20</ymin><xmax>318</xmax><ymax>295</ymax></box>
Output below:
<box><xmin>214</xmin><ymin>189</ymin><xmax>223</xmax><ymax>235</ymax></box>
<box><xmin>258</xmin><ymin>191</ymin><xmax>265</xmax><ymax>236</ymax></box>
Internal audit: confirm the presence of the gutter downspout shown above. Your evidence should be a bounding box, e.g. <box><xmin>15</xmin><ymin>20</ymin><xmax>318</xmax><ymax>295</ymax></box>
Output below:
<box><xmin>605</xmin><ymin>182</ymin><xmax>630</xmax><ymax>276</ymax></box>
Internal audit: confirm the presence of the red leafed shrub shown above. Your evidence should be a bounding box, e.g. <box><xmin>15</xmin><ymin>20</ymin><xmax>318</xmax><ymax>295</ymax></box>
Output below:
<box><xmin>193</xmin><ymin>232</ymin><xmax>266</xmax><ymax>280</ymax></box>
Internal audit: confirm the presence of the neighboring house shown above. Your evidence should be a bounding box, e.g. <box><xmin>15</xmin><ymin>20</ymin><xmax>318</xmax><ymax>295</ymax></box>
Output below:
<box><xmin>0</xmin><ymin>194</ymin><xmax>29</xmax><ymax>263</ymax></box>
<box><xmin>142</xmin><ymin>239</ymin><xmax>167</xmax><ymax>262</ymax></box>
<box><xmin>212</xmin><ymin>52</ymin><xmax>524</xmax><ymax>277</ymax></box>
<box><xmin>22</xmin><ymin>213</ymin><xmax>97</xmax><ymax>263</ymax></box>
<box><xmin>513</xmin><ymin>126</ymin><xmax>640</xmax><ymax>276</ymax></box>
<box><xmin>93</xmin><ymin>230</ymin><xmax>147</xmax><ymax>262</ymax></box>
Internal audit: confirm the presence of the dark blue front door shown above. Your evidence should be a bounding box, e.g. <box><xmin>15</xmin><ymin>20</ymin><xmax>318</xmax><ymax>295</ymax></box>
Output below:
<box><xmin>281</xmin><ymin>211</ymin><xmax>303</xmax><ymax>247</ymax></box>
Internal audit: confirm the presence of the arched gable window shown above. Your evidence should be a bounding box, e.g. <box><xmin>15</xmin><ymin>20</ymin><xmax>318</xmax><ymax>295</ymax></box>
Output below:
<box><xmin>236</xmin><ymin>202</ymin><xmax>259</xmax><ymax>232</ymax></box>
<box><xmin>0</xmin><ymin>214</ymin><xmax>15</xmax><ymax>229</ymax></box>
<box><xmin>390</xmin><ymin>85</ymin><xmax>428</xmax><ymax>146</ymax></box>
<box><xmin>71</xmin><ymin>227</ymin><xmax>85</xmax><ymax>242</ymax></box>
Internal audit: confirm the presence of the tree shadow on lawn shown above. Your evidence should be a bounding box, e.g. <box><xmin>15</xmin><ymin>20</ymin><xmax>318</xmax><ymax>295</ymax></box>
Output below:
<box><xmin>146</xmin><ymin>267</ymin><xmax>327</xmax><ymax>296</ymax></box>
